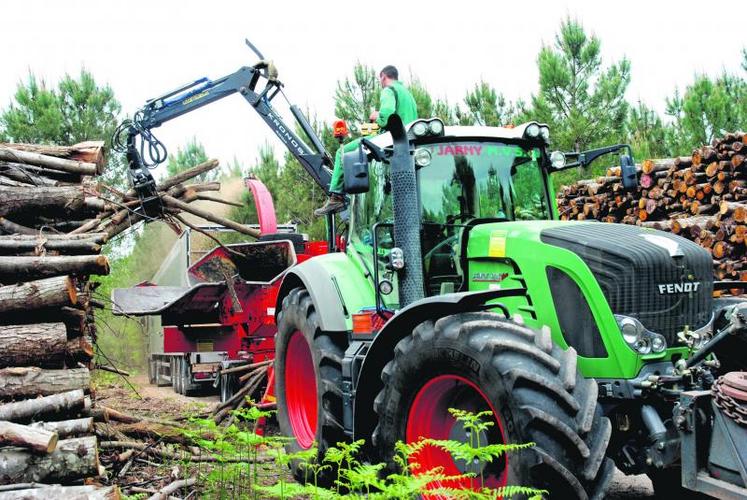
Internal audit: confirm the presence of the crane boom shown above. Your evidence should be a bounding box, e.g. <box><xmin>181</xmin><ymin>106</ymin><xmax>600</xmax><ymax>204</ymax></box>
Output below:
<box><xmin>117</xmin><ymin>46</ymin><xmax>333</xmax><ymax>216</ymax></box>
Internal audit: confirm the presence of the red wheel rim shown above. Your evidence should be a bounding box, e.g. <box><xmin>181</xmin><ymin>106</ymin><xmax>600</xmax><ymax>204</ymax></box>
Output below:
<box><xmin>407</xmin><ymin>374</ymin><xmax>508</xmax><ymax>492</ymax></box>
<box><xmin>285</xmin><ymin>330</ymin><xmax>317</xmax><ymax>449</ymax></box>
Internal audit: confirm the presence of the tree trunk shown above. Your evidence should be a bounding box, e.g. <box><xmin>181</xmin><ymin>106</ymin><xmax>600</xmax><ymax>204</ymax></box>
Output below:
<box><xmin>29</xmin><ymin>417</ymin><xmax>93</xmax><ymax>438</ymax></box>
<box><xmin>0</xmin><ymin>421</ymin><xmax>58</xmax><ymax>453</ymax></box>
<box><xmin>0</xmin><ymin>141</ymin><xmax>105</xmax><ymax>172</ymax></box>
<box><xmin>0</xmin><ymin>276</ymin><xmax>77</xmax><ymax>314</ymax></box>
<box><xmin>0</xmin><ymin>186</ymin><xmax>87</xmax><ymax>218</ymax></box>
<box><xmin>161</xmin><ymin>194</ymin><xmax>260</xmax><ymax>237</ymax></box>
<box><xmin>0</xmin><ymin>238</ymin><xmax>101</xmax><ymax>255</ymax></box>
<box><xmin>0</xmin><ymin>255</ymin><xmax>109</xmax><ymax>281</ymax></box>
<box><xmin>66</xmin><ymin>336</ymin><xmax>94</xmax><ymax>363</ymax></box>
<box><xmin>0</xmin><ymin>148</ymin><xmax>97</xmax><ymax>176</ymax></box>
<box><xmin>0</xmin><ymin>390</ymin><xmax>86</xmax><ymax>422</ymax></box>
<box><xmin>0</xmin><ymin>367</ymin><xmax>90</xmax><ymax>399</ymax></box>
<box><xmin>0</xmin><ymin>232</ymin><xmax>107</xmax><ymax>243</ymax></box>
<box><xmin>0</xmin><ymin>485</ymin><xmax>119</xmax><ymax>500</ymax></box>
<box><xmin>0</xmin><ymin>162</ymin><xmax>70</xmax><ymax>187</ymax></box>
<box><xmin>0</xmin><ymin>436</ymin><xmax>98</xmax><ymax>485</ymax></box>
<box><xmin>151</xmin><ymin>159</ymin><xmax>219</xmax><ymax>194</ymax></box>
<box><xmin>0</xmin><ymin>323</ymin><xmax>67</xmax><ymax>368</ymax></box>
<box><xmin>0</xmin><ymin>217</ymin><xmax>38</xmax><ymax>235</ymax></box>
<box><xmin>0</xmin><ymin>307</ymin><xmax>86</xmax><ymax>338</ymax></box>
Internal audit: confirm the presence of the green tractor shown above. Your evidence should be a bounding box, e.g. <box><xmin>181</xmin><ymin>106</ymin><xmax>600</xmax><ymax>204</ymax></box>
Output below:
<box><xmin>274</xmin><ymin>114</ymin><xmax>747</xmax><ymax>498</ymax></box>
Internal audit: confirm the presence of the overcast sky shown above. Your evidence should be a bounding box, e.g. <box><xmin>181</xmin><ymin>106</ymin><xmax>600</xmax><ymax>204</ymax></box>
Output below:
<box><xmin>1</xmin><ymin>1</ymin><xmax>744</xmax><ymax>174</ymax></box>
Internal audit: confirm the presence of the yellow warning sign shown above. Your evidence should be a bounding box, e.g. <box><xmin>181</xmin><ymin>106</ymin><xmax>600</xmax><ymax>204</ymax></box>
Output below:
<box><xmin>488</xmin><ymin>230</ymin><xmax>507</xmax><ymax>258</ymax></box>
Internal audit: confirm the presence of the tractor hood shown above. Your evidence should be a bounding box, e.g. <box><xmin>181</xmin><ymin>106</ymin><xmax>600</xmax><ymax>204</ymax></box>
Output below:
<box><xmin>464</xmin><ymin>220</ymin><xmax>713</xmax><ymax>345</ymax></box>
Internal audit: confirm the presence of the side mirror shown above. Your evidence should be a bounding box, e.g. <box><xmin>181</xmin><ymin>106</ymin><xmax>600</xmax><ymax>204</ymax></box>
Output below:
<box><xmin>343</xmin><ymin>143</ymin><xmax>370</xmax><ymax>194</ymax></box>
<box><xmin>620</xmin><ymin>154</ymin><xmax>637</xmax><ymax>191</ymax></box>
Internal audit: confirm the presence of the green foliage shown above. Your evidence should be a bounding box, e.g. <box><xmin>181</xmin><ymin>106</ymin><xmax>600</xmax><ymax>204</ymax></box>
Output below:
<box><xmin>627</xmin><ymin>101</ymin><xmax>669</xmax><ymax>159</ymax></box>
<box><xmin>175</xmin><ymin>405</ymin><xmax>544</xmax><ymax>499</ymax></box>
<box><xmin>665</xmin><ymin>73</ymin><xmax>747</xmax><ymax>154</ymax></box>
<box><xmin>1</xmin><ymin>69</ymin><xmax>121</xmax><ymax>145</ymax></box>
<box><xmin>165</xmin><ymin>137</ymin><xmax>214</xmax><ymax>181</ymax></box>
<box><xmin>433</xmin><ymin>98</ymin><xmax>456</xmax><ymax>124</ymax></box>
<box><xmin>0</xmin><ymin>69</ymin><xmax>126</xmax><ymax>188</ymax></box>
<box><xmin>334</xmin><ymin>63</ymin><xmax>381</xmax><ymax>135</ymax></box>
<box><xmin>527</xmin><ymin>18</ymin><xmax>631</xmax><ymax>152</ymax></box>
<box><xmin>459</xmin><ymin>81</ymin><xmax>515</xmax><ymax>126</ymax></box>
<box><xmin>407</xmin><ymin>77</ymin><xmax>433</xmax><ymax>118</ymax></box>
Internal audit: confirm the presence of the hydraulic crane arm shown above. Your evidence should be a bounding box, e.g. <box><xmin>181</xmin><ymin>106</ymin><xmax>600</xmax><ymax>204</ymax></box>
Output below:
<box><xmin>116</xmin><ymin>42</ymin><xmax>333</xmax><ymax>216</ymax></box>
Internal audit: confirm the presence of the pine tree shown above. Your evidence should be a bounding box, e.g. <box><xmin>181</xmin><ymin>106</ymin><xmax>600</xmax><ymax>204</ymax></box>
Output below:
<box><xmin>334</xmin><ymin>63</ymin><xmax>381</xmax><ymax>135</ymax></box>
<box><xmin>666</xmin><ymin>74</ymin><xmax>747</xmax><ymax>153</ymax></box>
<box><xmin>527</xmin><ymin>18</ymin><xmax>631</xmax><ymax>153</ymax></box>
<box><xmin>627</xmin><ymin>101</ymin><xmax>669</xmax><ymax>159</ymax></box>
<box><xmin>459</xmin><ymin>81</ymin><xmax>515</xmax><ymax>126</ymax></box>
<box><xmin>164</xmin><ymin>137</ymin><xmax>214</xmax><ymax>182</ymax></box>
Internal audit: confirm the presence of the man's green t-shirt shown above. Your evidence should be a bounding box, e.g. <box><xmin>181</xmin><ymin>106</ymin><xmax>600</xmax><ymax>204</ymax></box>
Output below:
<box><xmin>376</xmin><ymin>80</ymin><xmax>418</xmax><ymax>128</ymax></box>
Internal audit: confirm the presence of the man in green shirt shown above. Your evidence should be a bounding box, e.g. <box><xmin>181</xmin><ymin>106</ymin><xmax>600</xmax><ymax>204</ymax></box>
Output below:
<box><xmin>315</xmin><ymin>65</ymin><xmax>418</xmax><ymax>216</ymax></box>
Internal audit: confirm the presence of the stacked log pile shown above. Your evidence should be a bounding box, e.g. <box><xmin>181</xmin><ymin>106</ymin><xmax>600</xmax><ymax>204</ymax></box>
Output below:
<box><xmin>557</xmin><ymin>132</ymin><xmax>747</xmax><ymax>281</ymax></box>
<box><xmin>0</xmin><ymin>141</ymin><xmax>249</xmax><ymax>495</ymax></box>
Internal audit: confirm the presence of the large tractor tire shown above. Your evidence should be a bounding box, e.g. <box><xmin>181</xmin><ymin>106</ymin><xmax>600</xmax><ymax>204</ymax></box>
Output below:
<box><xmin>275</xmin><ymin>288</ymin><xmax>348</xmax><ymax>484</ymax></box>
<box><xmin>372</xmin><ymin>312</ymin><xmax>615</xmax><ymax>500</ymax></box>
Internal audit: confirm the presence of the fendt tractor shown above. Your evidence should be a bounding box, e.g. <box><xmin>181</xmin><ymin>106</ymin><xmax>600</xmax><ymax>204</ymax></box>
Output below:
<box><xmin>113</xmin><ymin>40</ymin><xmax>747</xmax><ymax>499</ymax></box>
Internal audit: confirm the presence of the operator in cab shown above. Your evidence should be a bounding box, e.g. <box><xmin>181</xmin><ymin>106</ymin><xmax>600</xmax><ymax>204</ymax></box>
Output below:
<box><xmin>315</xmin><ymin>65</ymin><xmax>418</xmax><ymax>216</ymax></box>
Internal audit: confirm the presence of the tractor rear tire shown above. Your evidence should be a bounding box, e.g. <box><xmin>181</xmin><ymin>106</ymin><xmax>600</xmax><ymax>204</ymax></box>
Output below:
<box><xmin>275</xmin><ymin>288</ymin><xmax>347</xmax><ymax>485</ymax></box>
<box><xmin>372</xmin><ymin>312</ymin><xmax>615</xmax><ymax>500</ymax></box>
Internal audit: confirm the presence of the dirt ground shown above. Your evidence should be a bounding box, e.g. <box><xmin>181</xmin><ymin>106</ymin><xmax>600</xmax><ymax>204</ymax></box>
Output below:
<box><xmin>98</xmin><ymin>374</ymin><xmax>657</xmax><ymax>499</ymax></box>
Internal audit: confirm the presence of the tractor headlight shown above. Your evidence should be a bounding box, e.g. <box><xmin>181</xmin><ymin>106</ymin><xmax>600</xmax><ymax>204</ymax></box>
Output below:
<box><xmin>550</xmin><ymin>151</ymin><xmax>566</xmax><ymax>169</ymax></box>
<box><xmin>615</xmin><ymin>315</ymin><xmax>667</xmax><ymax>355</ymax></box>
<box><xmin>525</xmin><ymin>123</ymin><xmax>540</xmax><ymax>138</ymax></box>
<box><xmin>411</xmin><ymin>121</ymin><xmax>428</xmax><ymax>137</ymax></box>
<box><xmin>378</xmin><ymin>279</ymin><xmax>393</xmax><ymax>295</ymax></box>
<box><xmin>619</xmin><ymin>317</ymin><xmax>641</xmax><ymax>345</ymax></box>
<box><xmin>651</xmin><ymin>334</ymin><xmax>667</xmax><ymax>353</ymax></box>
<box><xmin>428</xmin><ymin>119</ymin><xmax>444</xmax><ymax>136</ymax></box>
<box><xmin>389</xmin><ymin>247</ymin><xmax>405</xmax><ymax>270</ymax></box>
<box><xmin>414</xmin><ymin>148</ymin><xmax>432</xmax><ymax>167</ymax></box>
<box><xmin>539</xmin><ymin>125</ymin><xmax>550</xmax><ymax>142</ymax></box>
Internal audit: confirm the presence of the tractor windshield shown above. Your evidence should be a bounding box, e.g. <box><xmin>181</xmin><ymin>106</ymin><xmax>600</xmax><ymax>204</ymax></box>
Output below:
<box><xmin>419</xmin><ymin>141</ymin><xmax>550</xmax><ymax>223</ymax></box>
<box><xmin>350</xmin><ymin>140</ymin><xmax>551</xmax><ymax>297</ymax></box>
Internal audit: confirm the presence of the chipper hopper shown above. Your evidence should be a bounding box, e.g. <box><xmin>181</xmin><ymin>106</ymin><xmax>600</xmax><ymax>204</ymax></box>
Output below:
<box><xmin>113</xmin><ymin>237</ymin><xmax>298</xmax><ymax>397</ymax></box>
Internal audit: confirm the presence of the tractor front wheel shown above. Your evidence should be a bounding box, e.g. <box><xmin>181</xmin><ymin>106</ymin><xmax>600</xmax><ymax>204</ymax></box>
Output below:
<box><xmin>372</xmin><ymin>312</ymin><xmax>615</xmax><ymax>500</ymax></box>
<box><xmin>275</xmin><ymin>288</ymin><xmax>347</xmax><ymax>485</ymax></box>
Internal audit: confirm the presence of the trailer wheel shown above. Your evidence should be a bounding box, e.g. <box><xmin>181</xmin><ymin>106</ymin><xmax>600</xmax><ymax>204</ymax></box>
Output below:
<box><xmin>372</xmin><ymin>312</ymin><xmax>615</xmax><ymax>500</ymax></box>
<box><xmin>181</xmin><ymin>358</ymin><xmax>196</xmax><ymax>396</ymax></box>
<box><xmin>275</xmin><ymin>288</ymin><xmax>347</xmax><ymax>485</ymax></box>
<box><xmin>170</xmin><ymin>358</ymin><xmax>180</xmax><ymax>394</ymax></box>
<box><xmin>147</xmin><ymin>358</ymin><xmax>156</xmax><ymax>385</ymax></box>
<box><xmin>220</xmin><ymin>373</ymin><xmax>238</xmax><ymax>403</ymax></box>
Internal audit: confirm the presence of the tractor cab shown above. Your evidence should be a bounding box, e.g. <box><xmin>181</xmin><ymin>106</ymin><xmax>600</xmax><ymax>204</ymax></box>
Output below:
<box><xmin>345</xmin><ymin>119</ymin><xmax>556</xmax><ymax>298</ymax></box>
